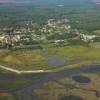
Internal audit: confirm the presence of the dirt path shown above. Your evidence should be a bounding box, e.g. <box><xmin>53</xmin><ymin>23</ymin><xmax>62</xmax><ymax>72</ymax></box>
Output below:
<box><xmin>0</xmin><ymin>65</ymin><xmax>53</xmax><ymax>74</ymax></box>
<box><xmin>0</xmin><ymin>61</ymin><xmax>99</xmax><ymax>74</ymax></box>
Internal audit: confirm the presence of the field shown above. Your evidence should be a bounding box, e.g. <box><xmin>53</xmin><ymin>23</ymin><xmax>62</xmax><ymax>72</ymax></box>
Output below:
<box><xmin>0</xmin><ymin>45</ymin><xmax>100</xmax><ymax>71</ymax></box>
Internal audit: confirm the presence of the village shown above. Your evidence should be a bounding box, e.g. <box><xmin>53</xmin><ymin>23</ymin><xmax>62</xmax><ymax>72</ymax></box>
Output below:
<box><xmin>0</xmin><ymin>19</ymin><xmax>98</xmax><ymax>49</ymax></box>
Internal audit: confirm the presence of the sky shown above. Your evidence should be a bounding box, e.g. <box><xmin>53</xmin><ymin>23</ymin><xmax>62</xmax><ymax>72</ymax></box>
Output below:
<box><xmin>0</xmin><ymin>0</ymin><xmax>91</xmax><ymax>3</ymax></box>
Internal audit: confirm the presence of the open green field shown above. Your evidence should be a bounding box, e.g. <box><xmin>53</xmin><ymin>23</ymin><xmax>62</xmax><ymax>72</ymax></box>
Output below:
<box><xmin>0</xmin><ymin>45</ymin><xmax>100</xmax><ymax>71</ymax></box>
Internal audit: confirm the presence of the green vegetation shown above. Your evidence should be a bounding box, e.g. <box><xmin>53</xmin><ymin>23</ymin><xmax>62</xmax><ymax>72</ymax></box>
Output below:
<box><xmin>0</xmin><ymin>45</ymin><xmax>100</xmax><ymax>71</ymax></box>
<box><xmin>0</xmin><ymin>1</ymin><xmax>100</xmax><ymax>100</ymax></box>
<box><xmin>0</xmin><ymin>73</ymin><xmax>46</xmax><ymax>90</ymax></box>
<box><xmin>0</xmin><ymin>3</ymin><xmax>99</xmax><ymax>32</ymax></box>
<box><xmin>33</xmin><ymin>73</ymin><xmax>100</xmax><ymax>100</ymax></box>
<box><xmin>0</xmin><ymin>93</ymin><xmax>15</xmax><ymax>100</ymax></box>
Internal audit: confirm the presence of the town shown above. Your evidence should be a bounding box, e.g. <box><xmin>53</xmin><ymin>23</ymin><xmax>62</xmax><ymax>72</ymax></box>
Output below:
<box><xmin>0</xmin><ymin>19</ymin><xmax>98</xmax><ymax>49</ymax></box>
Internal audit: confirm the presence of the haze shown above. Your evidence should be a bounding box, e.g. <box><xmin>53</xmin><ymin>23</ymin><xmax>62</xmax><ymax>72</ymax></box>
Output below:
<box><xmin>0</xmin><ymin>0</ymin><xmax>94</xmax><ymax>5</ymax></box>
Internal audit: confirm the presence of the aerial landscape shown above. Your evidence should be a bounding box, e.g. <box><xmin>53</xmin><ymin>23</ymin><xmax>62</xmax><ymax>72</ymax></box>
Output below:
<box><xmin>0</xmin><ymin>0</ymin><xmax>100</xmax><ymax>100</ymax></box>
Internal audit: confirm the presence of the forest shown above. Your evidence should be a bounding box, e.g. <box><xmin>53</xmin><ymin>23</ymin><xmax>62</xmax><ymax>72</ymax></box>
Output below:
<box><xmin>0</xmin><ymin>0</ymin><xmax>100</xmax><ymax>32</ymax></box>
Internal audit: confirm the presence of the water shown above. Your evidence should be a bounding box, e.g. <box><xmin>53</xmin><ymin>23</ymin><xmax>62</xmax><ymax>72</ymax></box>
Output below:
<box><xmin>72</xmin><ymin>75</ymin><xmax>91</xmax><ymax>83</ymax></box>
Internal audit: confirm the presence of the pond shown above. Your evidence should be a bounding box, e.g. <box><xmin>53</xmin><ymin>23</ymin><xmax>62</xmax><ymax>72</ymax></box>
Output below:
<box><xmin>72</xmin><ymin>75</ymin><xmax>91</xmax><ymax>83</ymax></box>
<box><xmin>47</xmin><ymin>55</ymin><xmax>66</xmax><ymax>67</ymax></box>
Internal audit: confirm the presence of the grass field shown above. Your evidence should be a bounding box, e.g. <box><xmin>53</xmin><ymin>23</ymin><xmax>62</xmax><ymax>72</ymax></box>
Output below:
<box><xmin>0</xmin><ymin>45</ymin><xmax>100</xmax><ymax>71</ymax></box>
